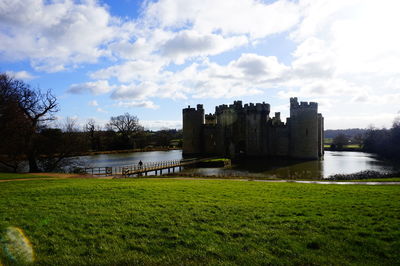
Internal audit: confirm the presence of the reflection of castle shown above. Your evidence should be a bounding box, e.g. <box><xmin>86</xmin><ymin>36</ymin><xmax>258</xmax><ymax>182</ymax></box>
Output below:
<box><xmin>183</xmin><ymin>97</ymin><xmax>324</xmax><ymax>160</ymax></box>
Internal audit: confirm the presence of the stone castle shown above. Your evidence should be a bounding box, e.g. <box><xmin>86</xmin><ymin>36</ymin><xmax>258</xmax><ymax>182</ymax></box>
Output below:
<box><xmin>182</xmin><ymin>97</ymin><xmax>324</xmax><ymax>160</ymax></box>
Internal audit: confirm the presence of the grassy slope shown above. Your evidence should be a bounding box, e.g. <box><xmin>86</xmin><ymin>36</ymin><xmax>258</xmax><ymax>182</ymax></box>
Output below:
<box><xmin>0</xmin><ymin>179</ymin><xmax>399</xmax><ymax>265</ymax></box>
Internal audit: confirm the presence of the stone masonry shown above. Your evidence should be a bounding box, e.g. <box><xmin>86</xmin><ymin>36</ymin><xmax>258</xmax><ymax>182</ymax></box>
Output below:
<box><xmin>182</xmin><ymin>97</ymin><xmax>324</xmax><ymax>160</ymax></box>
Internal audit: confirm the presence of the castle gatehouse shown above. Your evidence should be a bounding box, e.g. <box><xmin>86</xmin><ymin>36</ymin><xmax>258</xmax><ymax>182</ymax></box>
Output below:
<box><xmin>182</xmin><ymin>97</ymin><xmax>324</xmax><ymax>160</ymax></box>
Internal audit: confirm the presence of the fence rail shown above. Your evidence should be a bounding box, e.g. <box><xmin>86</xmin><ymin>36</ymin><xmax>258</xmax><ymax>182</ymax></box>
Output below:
<box><xmin>83</xmin><ymin>158</ymin><xmax>205</xmax><ymax>177</ymax></box>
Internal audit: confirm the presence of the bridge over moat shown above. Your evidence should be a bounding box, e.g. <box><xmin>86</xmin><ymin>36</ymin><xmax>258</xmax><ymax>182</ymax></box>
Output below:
<box><xmin>84</xmin><ymin>158</ymin><xmax>212</xmax><ymax>177</ymax></box>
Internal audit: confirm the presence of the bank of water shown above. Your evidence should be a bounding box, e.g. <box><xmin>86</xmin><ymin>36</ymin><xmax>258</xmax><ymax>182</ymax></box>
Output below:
<box><xmin>75</xmin><ymin>150</ymin><xmax>183</xmax><ymax>168</ymax></box>
<box><xmin>77</xmin><ymin>150</ymin><xmax>399</xmax><ymax>179</ymax></box>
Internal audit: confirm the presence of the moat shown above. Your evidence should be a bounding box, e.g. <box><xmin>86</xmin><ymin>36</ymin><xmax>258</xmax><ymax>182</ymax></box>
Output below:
<box><xmin>78</xmin><ymin>150</ymin><xmax>399</xmax><ymax>179</ymax></box>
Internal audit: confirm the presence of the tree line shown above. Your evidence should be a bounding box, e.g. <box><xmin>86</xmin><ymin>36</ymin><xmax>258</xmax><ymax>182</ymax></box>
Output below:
<box><xmin>0</xmin><ymin>73</ymin><xmax>182</xmax><ymax>173</ymax></box>
<box><xmin>330</xmin><ymin>121</ymin><xmax>400</xmax><ymax>160</ymax></box>
<box><xmin>362</xmin><ymin>120</ymin><xmax>400</xmax><ymax>159</ymax></box>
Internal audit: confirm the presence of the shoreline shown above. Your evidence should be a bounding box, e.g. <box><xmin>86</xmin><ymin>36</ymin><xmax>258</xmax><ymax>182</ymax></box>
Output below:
<box><xmin>71</xmin><ymin>147</ymin><xmax>181</xmax><ymax>157</ymax></box>
<box><xmin>1</xmin><ymin>173</ymin><xmax>400</xmax><ymax>184</ymax></box>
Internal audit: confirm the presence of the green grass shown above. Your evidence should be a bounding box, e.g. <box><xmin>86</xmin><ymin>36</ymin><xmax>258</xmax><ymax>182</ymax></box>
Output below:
<box><xmin>0</xmin><ymin>179</ymin><xmax>399</xmax><ymax>265</ymax></box>
<box><xmin>203</xmin><ymin>158</ymin><xmax>229</xmax><ymax>162</ymax></box>
<box><xmin>0</xmin><ymin>173</ymin><xmax>53</xmax><ymax>180</ymax></box>
<box><xmin>344</xmin><ymin>144</ymin><xmax>362</xmax><ymax>149</ymax></box>
<box><xmin>323</xmin><ymin>144</ymin><xmax>362</xmax><ymax>149</ymax></box>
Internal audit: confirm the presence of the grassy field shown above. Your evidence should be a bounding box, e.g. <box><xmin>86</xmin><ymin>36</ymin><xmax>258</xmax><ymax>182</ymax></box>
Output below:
<box><xmin>0</xmin><ymin>173</ymin><xmax>54</xmax><ymax>180</ymax></box>
<box><xmin>324</xmin><ymin>144</ymin><xmax>362</xmax><ymax>149</ymax></box>
<box><xmin>0</xmin><ymin>178</ymin><xmax>399</xmax><ymax>265</ymax></box>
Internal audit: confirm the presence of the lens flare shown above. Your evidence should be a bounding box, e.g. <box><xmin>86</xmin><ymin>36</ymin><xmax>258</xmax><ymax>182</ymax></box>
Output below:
<box><xmin>1</xmin><ymin>226</ymin><xmax>34</xmax><ymax>264</ymax></box>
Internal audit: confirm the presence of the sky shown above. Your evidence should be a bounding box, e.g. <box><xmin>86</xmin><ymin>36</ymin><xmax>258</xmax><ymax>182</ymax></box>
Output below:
<box><xmin>1</xmin><ymin>0</ymin><xmax>400</xmax><ymax>130</ymax></box>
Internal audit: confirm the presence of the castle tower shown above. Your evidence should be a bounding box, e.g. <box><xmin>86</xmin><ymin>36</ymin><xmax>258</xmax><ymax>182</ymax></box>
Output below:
<box><xmin>244</xmin><ymin>102</ymin><xmax>270</xmax><ymax>156</ymax></box>
<box><xmin>182</xmin><ymin>104</ymin><xmax>204</xmax><ymax>155</ymax></box>
<box><xmin>318</xmin><ymin>113</ymin><xmax>324</xmax><ymax>157</ymax></box>
<box><xmin>288</xmin><ymin>97</ymin><xmax>321</xmax><ymax>159</ymax></box>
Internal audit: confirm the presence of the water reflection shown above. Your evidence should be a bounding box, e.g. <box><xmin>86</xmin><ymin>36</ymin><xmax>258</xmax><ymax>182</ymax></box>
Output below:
<box><xmin>78</xmin><ymin>150</ymin><xmax>398</xmax><ymax>179</ymax></box>
<box><xmin>76</xmin><ymin>150</ymin><xmax>183</xmax><ymax>168</ymax></box>
<box><xmin>181</xmin><ymin>151</ymin><xmax>398</xmax><ymax>179</ymax></box>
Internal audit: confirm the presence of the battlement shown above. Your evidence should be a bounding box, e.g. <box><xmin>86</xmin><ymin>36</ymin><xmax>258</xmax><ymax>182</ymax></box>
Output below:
<box><xmin>215</xmin><ymin>104</ymin><xmax>229</xmax><ymax>114</ymax></box>
<box><xmin>216</xmin><ymin>101</ymin><xmax>270</xmax><ymax>114</ymax></box>
<box><xmin>290</xmin><ymin>97</ymin><xmax>318</xmax><ymax>110</ymax></box>
<box><xmin>244</xmin><ymin>102</ymin><xmax>270</xmax><ymax>113</ymax></box>
<box><xmin>183</xmin><ymin>104</ymin><xmax>204</xmax><ymax>113</ymax></box>
<box><xmin>205</xmin><ymin>113</ymin><xmax>216</xmax><ymax>125</ymax></box>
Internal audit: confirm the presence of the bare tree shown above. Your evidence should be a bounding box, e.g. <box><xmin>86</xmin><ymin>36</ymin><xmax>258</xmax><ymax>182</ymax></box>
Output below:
<box><xmin>36</xmin><ymin>117</ymin><xmax>85</xmax><ymax>172</ymax></box>
<box><xmin>106</xmin><ymin>113</ymin><xmax>144</xmax><ymax>149</ymax></box>
<box><xmin>0</xmin><ymin>73</ymin><xmax>58</xmax><ymax>172</ymax></box>
<box><xmin>107</xmin><ymin>113</ymin><xmax>142</xmax><ymax>134</ymax></box>
<box><xmin>85</xmin><ymin>119</ymin><xmax>101</xmax><ymax>151</ymax></box>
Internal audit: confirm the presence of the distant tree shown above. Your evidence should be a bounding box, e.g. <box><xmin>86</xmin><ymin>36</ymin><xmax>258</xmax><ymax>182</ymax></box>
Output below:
<box><xmin>36</xmin><ymin>118</ymin><xmax>85</xmax><ymax>172</ymax></box>
<box><xmin>332</xmin><ymin>133</ymin><xmax>349</xmax><ymax>149</ymax></box>
<box><xmin>151</xmin><ymin>128</ymin><xmax>183</xmax><ymax>147</ymax></box>
<box><xmin>85</xmin><ymin>119</ymin><xmax>101</xmax><ymax>151</ymax></box>
<box><xmin>106</xmin><ymin>113</ymin><xmax>144</xmax><ymax>149</ymax></box>
<box><xmin>362</xmin><ymin>120</ymin><xmax>400</xmax><ymax>159</ymax></box>
<box><xmin>389</xmin><ymin>116</ymin><xmax>400</xmax><ymax>158</ymax></box>
<box><xmin>363</xmin><ymin>127</ymin><xmax>389</xmax><ymax>155</ymax></box>
<box><xmin>352</xmin><ymin>133</ymin><xmax>365</xmax><ymax>145</ymax></box>
<box><xmin>0</xmin><ymin>73</ymin><xmax>58</xmax><ymax>172</ymax></box>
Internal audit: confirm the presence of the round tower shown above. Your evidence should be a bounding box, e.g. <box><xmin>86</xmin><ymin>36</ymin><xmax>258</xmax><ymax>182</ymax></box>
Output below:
<box><xmin>289</xmin><ymin>98</ymin><xmax>319</xmax><ymax>159</ymax></box>
<box><xmin>182</xmin><ymin>104</ymin><xmax>204</xmax><ymax>156</ymax></box>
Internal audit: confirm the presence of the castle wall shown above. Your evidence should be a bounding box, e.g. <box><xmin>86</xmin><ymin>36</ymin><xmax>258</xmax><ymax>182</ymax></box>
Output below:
<box><xmin>215</xmin><ymin>101</ymin><xmax>247</xmax><ymax>157</ymax></box>
<box><xmin>182</xmin><ymin>98</ymin><xmax>323</xmax><ymax>160</ymax></box>
<box><xmin>273</xmin><ymin>126</ymin><xmax>290</xmax><ymax>157</ymax></box>
<box><xmin>245</xmin><ymin>111</ymin><xmax>263</xmax><ymax>156</ymax></box>
<box><xmin>203</xmin><ymin>125</ymin><xmax>218</xmax><ymax>154</ymax></box>
<box><xmin>244</xmin><ymin>103</ymin><xmax>270</xmax><ymax>156</ymax></box>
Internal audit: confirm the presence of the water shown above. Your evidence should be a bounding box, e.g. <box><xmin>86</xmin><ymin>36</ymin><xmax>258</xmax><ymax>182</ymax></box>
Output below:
<box><xmin>75</xmin><ymin>150</ymin><xmax>183</xmax><ymax>168</ymax></box>
<box><xmin>77</xmin><ymin>150</ymin><xmax>398</xmax><ymax>179</ymax></box>
<box><xmin>184</xmin><ymin>151</ymin><xmax>399</xmax><ymax>179</ymax></box>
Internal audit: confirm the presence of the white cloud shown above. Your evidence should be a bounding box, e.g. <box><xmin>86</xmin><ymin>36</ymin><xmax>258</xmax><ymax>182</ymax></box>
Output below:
<box><xmin>68</xmin><ymin>80</ymin><xmax>115</xmax><ymax>95</ymax></box>
<box><xmin>327</xmin><ymin>113</ymin><xmax>398</xmax><ymax>130</ymax></box>
<box><xmin>90</xmin><ymin>59</ymin><xmax>166</xmax><ymax>83</ymax></box>
<box><xmin>287</xmin><ymin>0</ymin><xmax>400</xmax><ymax>83</ymax></box>
<box><xmin>96</xmin><ymin>107</ymin><xmax>107</xmax><ymax>113</ymax></box>
<box><xmin>145</xmin><ymin>0</ymin><xmax>300</xmax><ymax>38</ymax></box>
<box><xmin>91</xmin><ymin>53</ymin><xmax>285</xmax><ymax>102</ymax></box>
<box><xmin>88</xmin><ymin>100</ymin><xmax>98</xmax><ymax>107</ymax></box>
<box><xmin>0</xmin><ymin>0</ymin><xmax>126</xmax><ymax>71</ymax></box>
<box><xmin>5</xmin><ymin>70</ymin><xmax>36</xmax><ymax>80</ymax></box>
<box><xmin>141</xmin><ymin>120</ymin><xmax>182</xmax><ymax>130</ymax></box>
<box><xmin>161</xmin><ymin>30</ymin><xmax>247</xmax><ymax>64</ymax></box>
<box><xmin>233</xmin><ymin>53</ymin><xmax>288</xmax><ymax>79</ymax></box>
<box><xmin>111</xmin><ymin>82</ymin><xmax>159</xmax><ymax>100</ymax></box>
<box><xmin>116</xmin><ymin>100</ymin><xmax>159</xmax><ymax>109</ymax></box>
